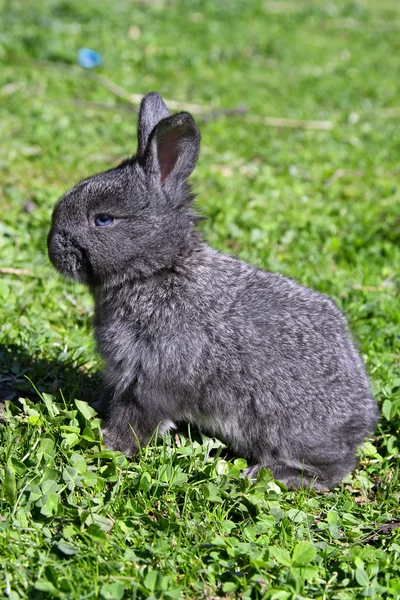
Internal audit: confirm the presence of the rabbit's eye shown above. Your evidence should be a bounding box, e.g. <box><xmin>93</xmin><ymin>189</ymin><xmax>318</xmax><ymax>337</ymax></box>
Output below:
<box><xmin>95</xmin><ymin>214</ymin><xmax>114</xmax><ymax>227</ymax></box>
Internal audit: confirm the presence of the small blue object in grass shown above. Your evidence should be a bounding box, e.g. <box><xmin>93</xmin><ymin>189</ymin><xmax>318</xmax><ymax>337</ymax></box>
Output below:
<box><xmin>78</xmin><ymin>48</ymin><xmax>103</xmax><ymax>69</ymax></box>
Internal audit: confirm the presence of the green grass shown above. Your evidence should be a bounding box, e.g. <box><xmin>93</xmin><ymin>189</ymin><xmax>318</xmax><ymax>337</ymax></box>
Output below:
<box><xmin>0</xmin><ymin>0</ymin><xmax>399</xmax><ymax>598</ymax></box>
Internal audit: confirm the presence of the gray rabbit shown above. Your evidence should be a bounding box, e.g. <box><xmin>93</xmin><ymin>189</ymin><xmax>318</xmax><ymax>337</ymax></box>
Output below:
<box><xmin>48</xmin><ymin>92</ymin><xmax>378</xmax><ymax>490</ymax></box>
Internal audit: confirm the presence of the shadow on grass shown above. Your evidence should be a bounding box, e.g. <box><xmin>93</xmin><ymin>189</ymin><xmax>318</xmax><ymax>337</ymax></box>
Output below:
<box><xmin>0</xmin><ymin>343</ymin><xmax>239</xmax><ymax>460</ymax></box>
<box><xmin>0</xmin><ymin>343</ymin><xmax>101</xmax><ymax>409</ymax></box>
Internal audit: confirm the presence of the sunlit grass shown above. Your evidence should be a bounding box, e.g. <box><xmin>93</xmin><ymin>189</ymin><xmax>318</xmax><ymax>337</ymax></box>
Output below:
<box><xmin>0</xmin><ymin>0</ymin><xmax>399</xmax><ymax>598</ymax></box>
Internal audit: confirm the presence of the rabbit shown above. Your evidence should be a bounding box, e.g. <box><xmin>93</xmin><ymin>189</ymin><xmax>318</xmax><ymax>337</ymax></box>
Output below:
<box><xmin>48</xmin><ymin>92</ymin><xmax>378</xmax><ymax>490</ymax></box>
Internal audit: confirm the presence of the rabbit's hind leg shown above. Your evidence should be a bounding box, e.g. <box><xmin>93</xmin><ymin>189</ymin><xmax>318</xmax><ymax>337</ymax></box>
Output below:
<box><xmin>243</xmin><ymin>463</ymin><xmax>322</xmax><ymax>490</ymax></box>
<box><xmin>242</xmin><ymin>464</ymin><xmax>262</xmax><ymax>480</ymax></box>
<box><xmin>272</xmin><ymin>453</ymin><xmax>356</xmax><ymax>491</ymax></box>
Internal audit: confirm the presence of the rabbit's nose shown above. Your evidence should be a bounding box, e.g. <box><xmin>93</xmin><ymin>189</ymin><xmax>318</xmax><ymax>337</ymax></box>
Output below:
<box><xmin>48</xmin><ymin>229</ymin><xmax>83</xmax><ymax>272</ymax></box>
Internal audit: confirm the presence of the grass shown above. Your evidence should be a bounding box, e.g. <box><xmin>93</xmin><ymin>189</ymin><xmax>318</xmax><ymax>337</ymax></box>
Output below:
<box><xmin>0</xmin><ymin>0</ymin><xmax>399</xmax><ymax>598</ymax></box>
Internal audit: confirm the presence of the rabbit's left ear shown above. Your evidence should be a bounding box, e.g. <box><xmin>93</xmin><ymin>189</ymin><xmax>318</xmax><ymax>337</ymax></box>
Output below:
<box><xmin>137</xmin><ymin>92</ymin><xmax>171</xmax><ymax>156</ymax></box>
<box><xmin>143</xmin><ymin>112</ymin><xmax>200</xmax><ymax>186</ymax></box>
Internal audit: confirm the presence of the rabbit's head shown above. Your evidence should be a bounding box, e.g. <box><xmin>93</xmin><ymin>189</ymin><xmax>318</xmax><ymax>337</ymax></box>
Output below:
<box><xmin>48</xmin><ymin>93</ymin><xmax>200</xmax><ymax>285</ymax></box>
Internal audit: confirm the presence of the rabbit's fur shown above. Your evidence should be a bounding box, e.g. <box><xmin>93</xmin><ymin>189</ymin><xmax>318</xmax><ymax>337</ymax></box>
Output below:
<box><xmin>48</xmin><ymin>92</ymin><xmax>378</xmax><ymax>490</ymax></box>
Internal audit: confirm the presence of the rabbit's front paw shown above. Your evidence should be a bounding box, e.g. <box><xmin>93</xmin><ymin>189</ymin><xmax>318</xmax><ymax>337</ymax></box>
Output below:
<box><xmin>101</xmin><ymin>426</ymin><xmax>138</xmax><ymax>457</ymax></box>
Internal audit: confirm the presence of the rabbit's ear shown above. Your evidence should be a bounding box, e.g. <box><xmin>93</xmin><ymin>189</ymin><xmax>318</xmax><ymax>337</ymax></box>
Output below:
<box><xmin>137</xmin><ymin>92</ymin><xmax>171</xmax><ymax>156</ymax></box>
<box><xmin>144</xmin><ymin>112</ymin><xmax>200</xmax><ymax>186</ymax></box>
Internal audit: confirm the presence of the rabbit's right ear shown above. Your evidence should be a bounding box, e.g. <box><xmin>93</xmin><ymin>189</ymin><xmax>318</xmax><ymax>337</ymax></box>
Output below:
<box><xmin>137</xmin><ymin>92</ymin><xmax>171</xmax><ymax>156</ymax></box>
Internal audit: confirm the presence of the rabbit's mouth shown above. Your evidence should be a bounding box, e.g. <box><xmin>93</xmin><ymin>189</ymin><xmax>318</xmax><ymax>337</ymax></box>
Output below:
<box><xmin>48</xmin><ymin>231</ymin><xmax>93</xmax><ymax>283</ymax></box>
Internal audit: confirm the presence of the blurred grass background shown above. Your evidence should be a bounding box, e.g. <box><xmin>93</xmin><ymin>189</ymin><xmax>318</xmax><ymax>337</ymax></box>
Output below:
<box><xmin>1</xmin><ymin>0</ymin><xmax>399</xmax><ymax>396</ymax></box>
